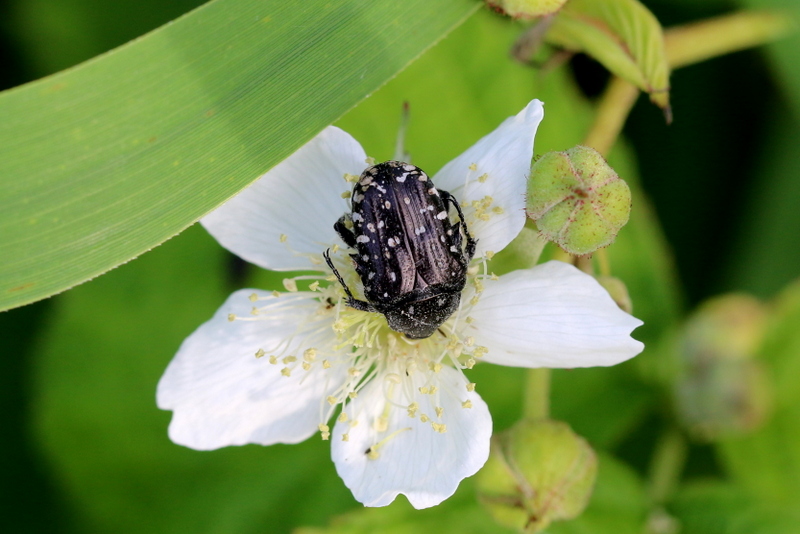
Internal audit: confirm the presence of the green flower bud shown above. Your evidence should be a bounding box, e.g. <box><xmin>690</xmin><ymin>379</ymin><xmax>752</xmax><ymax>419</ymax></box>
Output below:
<box><xmin>526</xmin><ymin>146</ymin><xmax>631</xmax><ymax>256</ymax></box>
<box><xmin>674</xmin><ymin>294</ymin><xmax>772</xmax><ymax>441</ymax></box>
<box><xmin>477</xmin><ymin>419</ymin><xmax>597</xmax><ymax>533</ymax></box>
<box><xmin>486</xmin><ymin>0</ymin><xmax>568</xmax><ymax>19</ymax></box>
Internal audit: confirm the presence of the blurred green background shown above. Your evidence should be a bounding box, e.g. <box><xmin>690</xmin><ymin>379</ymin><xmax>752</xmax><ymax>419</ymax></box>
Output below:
<box><xmin>2</xmin><ymin>0</ymin><xmax>800</xmax><ymax>532</ymax></box>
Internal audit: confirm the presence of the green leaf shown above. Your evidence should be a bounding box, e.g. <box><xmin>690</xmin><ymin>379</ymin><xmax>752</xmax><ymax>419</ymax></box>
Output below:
<box><xmin>545</xmin><ymin>0</ymin><xmax>671</xmax><ymax>111</ymax></box>
<box><xmin>0</xmin><ymin>0</ymin><xmax>477</xmax><ymax>312</ymax></box>
<box><xmin>672</xmin><ymin>481</ymin><xmax>800</xmax><ymax>534</ymax></box>
<box><xmin>716</xmin><ymin>281</ymin><xmax>800</xmax><ymax>505</ymax></box>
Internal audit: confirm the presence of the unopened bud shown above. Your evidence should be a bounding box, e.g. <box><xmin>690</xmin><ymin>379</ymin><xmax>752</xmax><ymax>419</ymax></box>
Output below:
<box><xmin>526</xmin><ymin>146</ymin><xmax>631</xmax><ymax>255</ymax></box>
<box><xmin>477</xmin><ymin>419</ymin><xmax>597</xmax><ymax>533</ymax></box>
<box><xmin>674</xmin><ymin>294</ymin><xmax>772</xmax><ymax>441</ymax></box>
<box><xmin>486</xmin><ymin>0</ymin><xmax>568</xmax><ymax>19</ymax></box>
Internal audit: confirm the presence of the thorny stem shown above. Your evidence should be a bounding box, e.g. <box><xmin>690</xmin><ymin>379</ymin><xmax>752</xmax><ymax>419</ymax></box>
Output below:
<box><xmin>523</xmin><ymin>368</ymin><xmax>551</xmax><ymax>420</ymax></box>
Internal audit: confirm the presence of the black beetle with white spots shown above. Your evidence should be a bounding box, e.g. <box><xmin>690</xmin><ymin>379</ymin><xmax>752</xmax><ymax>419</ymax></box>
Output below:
<box><xmin>325</xmin><ymin>161</ymin><xmax>476</xmax><ymax>339</ymax></box>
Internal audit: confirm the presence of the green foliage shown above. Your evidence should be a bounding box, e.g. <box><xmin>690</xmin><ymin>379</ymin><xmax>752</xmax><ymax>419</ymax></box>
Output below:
<box><xmin>0</xmin><ymin>0</ymin><xmax>477</xmax><ymax>312</ymax></box>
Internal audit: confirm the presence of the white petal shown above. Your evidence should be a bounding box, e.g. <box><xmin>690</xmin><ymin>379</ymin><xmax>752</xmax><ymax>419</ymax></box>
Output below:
<box><xmin>331</xmin><ymin>366</ymin><xmax>491</xmax><ymax>509</ymax></box>
<box><xmin>465</xmin><ymin>261</ymin><xmax>644</xmax><ymax>368</ymax></box>
<box><xmin>201</xmin><ymin>127</ymin><xmax>368</xmax><ymax>271</ymax></box>
<box><xmin>433</xmin><ymin>100</ymin><xmax>544</xmax><ymax>257</ymax></box>
<box><xmin>157</xmin><ymin>289</ymin><xmax>348</xmax><ymax>450</ymax></box>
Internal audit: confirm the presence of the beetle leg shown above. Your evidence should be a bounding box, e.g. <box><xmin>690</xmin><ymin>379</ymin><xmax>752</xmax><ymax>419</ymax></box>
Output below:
<box><xmin>334</xmin><ymin>215</ymin><xmax>358</xmax><ymax>249</ymax></box>
<box><xmin>323</xmin><ymin>248</ymin><xmax>377</xmax><ymax>313</ymax></box>
<box><xmin>441</xmin><ymin>190</ymin><xmax>477</xmax><ymax>261</ymax></box>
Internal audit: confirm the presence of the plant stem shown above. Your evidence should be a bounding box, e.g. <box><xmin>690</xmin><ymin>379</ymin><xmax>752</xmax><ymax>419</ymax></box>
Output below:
<box><xmin>582</xmin><ymin>76</ymin><xmax>639</xmax><ymax>158</ymax></box>
<box><xmin>523</xmin><ymin>368</ymin><xmax>551</xmax><ymax>419</ymax></box>
<box><xmin>647</xmin><ymin>425</ymin><xmax>688</xmax><ymax>505</ymax></box>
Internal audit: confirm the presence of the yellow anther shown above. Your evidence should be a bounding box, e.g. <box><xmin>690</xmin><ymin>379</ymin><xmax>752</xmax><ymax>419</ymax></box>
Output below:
<box><xmin>321</xmin><ymin>432</ymin><xmax>330</xmax><ymax>441</ymax></box>
<box><xmin>432</xmin><ymin>423</ymin><xmax>447</xmax><ymax>433</ymax></box>
<box><xmin>283</xmin><ymin>278</ymin><xmax>298</xmax><ymax>292</ymax></box>
<box><xmin>473</xmin><ymin>346</ymin><xmax>488</xmax><ymax>358</ymax></box>
<box><xmin>420</xmin><ymin>414</ymin><xmax>430</xmax><ymax>423</ymax></box>
<box><xmin>338</xmin><ymin>412</ymin><xmax>349</xmax><ymax>423</ymax></box>
<box><xmin>419</xmin><ymin>386</ymin><xmax>430</xmax><ymax>394</ymax></box>
<box><xmin>344</xmin><ymin>173</ymin><xmax>359</xmax><ymax>182</ymax></box>
<box><xmin>367</xmin><ymin>448</ymin><xmax>380</xmax><ymax>460</ymax></box>
<box><xmin>279</xmin><ymin>234</ymin><xmax>288</xmax><ymax>243</ymax></box>
<box><xmin>342</xmin><ymin>433</ymin><xmax>349</xmax><ymax>442</ymax></box>
<box><xmin>255</xmin><ymin>349</ymin><xmax>266</xmax><ymax>358</ymax></box>
<box><xmin>348</xmin><ymin>391</ymin><xmax>358</xmax><ymax>399</ymax></box>
<box><xmin>465</xmin><ymin>336</ymin><xmax>475</xmax><ymax>347</ymax></box>
<box><xmin>227</xmin><ymin>314</ymin><xmax>236</xmax><ymax>322</ymax></box>
<box><xmin>375</xmin><ymin>416</ymin><xmax>389</xmax><ymax>433</ymax></box>
<box><xmin>326</xmin><ymin>275</ymin><xmax>337</xmax><ymax>282</ymax></box>
<box><xmin>271</xmin><ymin>290</ymin><xmax>280</xmax><ymax>298</ymax></box>
<box><xmin>466</xmin><ymin>383</ymin><xmax>476</xmax><ymax>392</ymax></box>
<box><xmin>302</xmin><ymin>362</ymin><xmax>311</xmax><ymax>371</ymax></box>
<box><xmin>435</xmin><ymin>406</ymin><xmax>444</xmax><ymax>418</ymax></box>
<box><xmin>462</xmin><ymin>400</ymin><xmax>473</xmax><ymax>409</ymax></box>
<box><xmin>470</xmin><ymin>295</ymin><xmax>480</xmax><ymax>306</ymax></box>
<box><xmin>407</xmin><ymin>402</ymin><xmax>419</xmax><ymax>418</ymax></box>
<box><xmin>478</xmin><ymin>213</ymin><xmax>491</xmax><ymax>221</ymax></box>
<box><xmin>251</xmin><ymin>307</ymin><xmax>259</xmax><ymax>316</ymax></box>
<box><xmin>478</xmin><ymin>173</ymin><xmax>489</xmax><ymax>183</ymax></box>
<box><xmin>429</xmin><ymin>362</ymin><xmax>443</xmax><ymax>373</ymax></box>
<box><xmin>429</xmin><ymin>386</ymin><xmax>438</xmax><ymax>394</ymax></box>
<box><xmin>341</xmin><ymin>190</ymin><xmax>352</xmax><ymax>199</ymax></box>
<box><xmin>322</xmin><ymin>359</ymin><xmax>331</xmax><ymax>369</ymax></box>
<box><xmin>365</xmin><ymin>156</ymin><xmax>376</xmax><ymax>165</ymax></box>
<box><xmin>469</xmin><ymin>163</ymin><xmax>477</xmax><ymax>171</ymax></box>
<box><xmin>485</xmin><ymin>250</ymin><xmax>495</xmax><ymax>260</ymax></box>
<box><xmin>465</xmin><ymin>316</ymin><xmax>475</xmax><ymax>324</ymax></box>
<box><xmin>348</xmin><ymin>367</ymin><xmax>360</xmax><ymax>377</ymax></box>
<box><xmin>493</xmin><ymin>206</ymin><xmax>505</xmax><ymax>214</ymax></box>
<box><xmin>249</xmin><ymin>293</ymin><xmax>258</xmax><ymax>302</ymax></box>
<box><xmin>490</xmin><ymin>273</ymin><xmax>499</xmax><ymax>280</ymax></box>
<box><xmin>282</xmin><ymin>355</ymin><xmax>297</xmax><ymax>364</ymax></box>
<box><xmin>269</xmin><ymin>355</ymin><xmax>278</xmax><ymax>364</ymax></box>
<box><xmin>309</xmin><ymin>281</ymin><xmax>320</xmax><ymax>292</ymax></box>
<box><xmin>303</xmin><ymin>348</ymin><xmax>317</xmax><ymax>362</ymax></box>
<box><xmin>319</xmin><ymin>423</ymin><xmax>330</xmax><ymax>432</ymax></box>
<box><xmin>280</xmin><ymin>367</ymin><xmax>291</xmax><ymax>377</ymax></box>
<box><xmin>465</xmin><ymin>358</ymin><xmax>476</xmax><ymax>369</ymax></box>
<box><xmin>326</xmin><ymin>396</ymin><xmax>338</xmax><ymax>405</ymax></box>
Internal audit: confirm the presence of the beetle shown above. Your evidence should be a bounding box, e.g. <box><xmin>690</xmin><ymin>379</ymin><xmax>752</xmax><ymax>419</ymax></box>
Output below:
<box><xmin>324</xmin><ymin>160</ymin><xmax>476</xmax><ymax>339</ymax></box>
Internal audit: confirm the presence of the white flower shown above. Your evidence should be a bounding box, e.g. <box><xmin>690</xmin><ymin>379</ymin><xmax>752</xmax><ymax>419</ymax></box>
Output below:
<box><xmin>156</xmin><ymin>100</ymin><xmax>644</xmax><ymax>509</ymax></box>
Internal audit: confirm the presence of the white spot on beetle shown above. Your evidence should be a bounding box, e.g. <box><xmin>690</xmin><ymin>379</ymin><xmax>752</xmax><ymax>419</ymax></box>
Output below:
<box><xmin>418</xmin><ymin>174</ymin><xmax>428</xmax><ymax>182</ymax></box>
<box><xmin>428</xmin><ymin>188</ymin><xmax>438</xmax><ymax>196</ymax></box>
<box><xmin>368</xmin><ymin>272</ymin><xmax>375</xmax><ymax>280</ymax></box>
<box><xmin>352</xmin><ymin>212</ymin><xmax>363</xmax><ymax>222</ymax></box>
<box><xmin>396</xmin><ymin>173</ymin><xmax>407</xmax><ymax>183</ymax></box>
<box><xmin>356</xmin><ymin>235</ymin><xmax>370</xmax><ymax>243</ymax></box>
<box><xmin>377</xmin><ymin>220</ymin><xmax>385</xmax><ymax>229</ymax></box>
<box><xmin>384</xmin><ymin>200</ymin><xmax>391</xmax><ymax>209</ymax></box>
<box><xmin>404</xmin><ymin>197</ymin><xmax>410</xmax><ymax>205</ymax></box>
<box><xmin>403</xmin><ymin>164</ymin><xmax>415</xmax><ymax>172</ymax></box>
<box><xmin>367</xmin><ymin>223</ymin><xmax>376</xmax><ymax>232</ymax></box>
<box><xmin>450</xmin><ymin>245</ymin><xmax>459</xmax><ymax>252</ymax></box>
<box><xmin>415</xmin><ymin>227</ymin><xmax>426</xmax><ymax>235</ymax></box>
<box><xmin>389</xmin><ymin>272</ymin><xmax>396</xmax><ymax>282</ymax></box>
<box><xmin>436</xmin><ymin>210</ymin><xmax>448</xmax><ymax>220</ymax></box>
